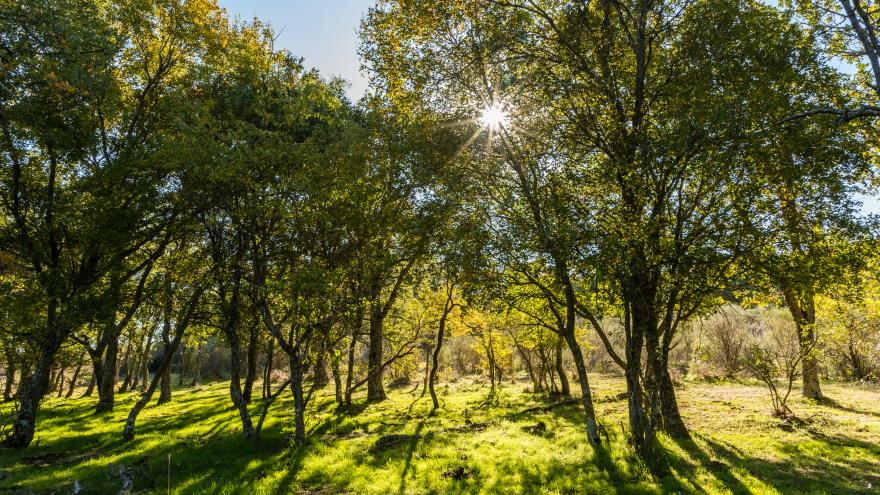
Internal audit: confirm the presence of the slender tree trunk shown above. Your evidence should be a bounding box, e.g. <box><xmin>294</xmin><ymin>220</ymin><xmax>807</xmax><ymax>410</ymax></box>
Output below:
<box><xmin>122</xmin><ymin>286</ymin><xmax>203</xmax><ymax>442</ymax></box>
<box><xmin>367</xmin><ymin>302</ymin><xmax>386</xmax><ymax>402</ymax></box>
<box><xmin>289</xmin><ymin>347</ymin><xmax>306</xmax><ymax>446</ymax></box>
<box><xmin>261</xmin><ymin>342</ymin><xmax>272</xmax><ymax>397</ymax></box>
<box><xmin>178</xmin><ymin>345</ymin><xmax>187</xmax><ymax>387</ymax></box>
<box><xmin>157</xmin><ymin>318</ymin><xmax>173</xmax><ymax>405</ymax></box>
<box><xmin>141</xmin><ymin>333</ymin><xmax>153</xmax><ymax>393</ymax></box>
<box><xmin>65</xmin><ymin>361</ymin><xmax>83</xmax><ymax>399</ymax></box>
<box><xmin>118</xmin><ymin>339</ymin><xmax>133</xmax><ymax>393</ymax></box>
<box><xmin>190</xmin><ymin>343</ymin><xmax>201</xmax><ymax>388</ymax></box>
<box><xmin>2</xmin><ymin>360</ymin><xmax>14</xmax><ymax>402</ymax></box>
<box><xmin>563</xmin><ymin>332</ymin><xmax>600</xmax><ymax>444</ymax></box>
<box><xmin>46</xmin><ymin>369</ymin><xmax>57</xmax><ymax>396</ymax></box>
<box><xmin>243</xmin><ymin>329</ymin><xmax>259</xmax><ymax>402</ymax></box>
<box><xmin>344</xmin><ymin>332</ymin><xmax>357</xmax><ymax>407</ymax></box>
<box><xmin>429</xmin><ymin>304</ymin><xmax>452</xmax><ymax>410</ymax></box>
<box><xmin>227</xmin><ymin>334</ymin><xmax>255</xmax><ymax>438</ymax></box>
<box><xmin>555</xmin><ymin>337</ymin><xmax>570</xmax><ymax>396</ymax></box>
<box><xmin>420</xmin><ymin>346</ymin><xmax>430</xmax><ymax>398</ymax></box>
<box><xmin>332</xmin><ymin>353</ymin><xmax>343</xmax><ymax>407</ymax></box>
<box><xmin>55</xmin><ymin>367</ymin><xmax>66</xmax><ymax>398</ymax></box>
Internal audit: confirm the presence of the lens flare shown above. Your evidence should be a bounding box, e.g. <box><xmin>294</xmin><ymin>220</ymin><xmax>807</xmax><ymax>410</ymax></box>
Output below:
<box><xmin>480</xmin><ymin>104</ymin><xmax>508</xmax><ymax>129</ymax></box>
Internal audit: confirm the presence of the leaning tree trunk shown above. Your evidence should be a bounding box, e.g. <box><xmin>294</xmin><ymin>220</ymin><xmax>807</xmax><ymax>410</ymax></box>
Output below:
<box><xmin>123</xmin><ymin>332</ymin><xmax>182</xmax><ymax>442</ymax></box>
<box><xmin>82</xmin><ymin>373</ymin><xmax>95</xmax><ymax>397</ymax></box>
<box><xmin>2</xmin><ymin>342</ymin><xmax>60</xmax><ymax>449</ymax></box>
<box><xmin>55</xmin><ymin>367</ymin><xmax>66</xmax><ymax>398</ymax></box>
<box><xmin>563</xmin><ymin>332</ymin><xmax>600</xmax><ymax>445</ymax></box>
<box><xmin>657</xmin><ymin>326</ymin><xmax>688</xmax><ymax>438</ymax></box>
<box><xmin>65</xmin><ymin>361</ymin><xmax>83</xmax><ymax>398</ymax></box>
<box><xmin>123</xmin><ymin>286</ymin><xmax>203</xmax><ymax>442</ymax></box>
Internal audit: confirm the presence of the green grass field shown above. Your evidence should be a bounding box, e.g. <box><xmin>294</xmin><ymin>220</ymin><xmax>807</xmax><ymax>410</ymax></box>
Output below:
<box><xmin>1</xmin><ymin>375</ymin><xmax>879</xmax><ymax>494</ymax></box>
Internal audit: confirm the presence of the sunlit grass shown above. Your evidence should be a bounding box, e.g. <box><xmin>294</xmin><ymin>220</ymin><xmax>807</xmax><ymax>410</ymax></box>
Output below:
<box><xmin>1</xmin><ymin>376</ymin><xmax>878</xmax><ymax>494</ymax></box>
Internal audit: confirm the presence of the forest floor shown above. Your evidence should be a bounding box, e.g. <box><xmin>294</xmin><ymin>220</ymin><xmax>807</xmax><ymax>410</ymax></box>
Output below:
<box><xmin>1</xmin><ymin>374</ymin><xmax>879</xmax><ymax>494</ymax></box>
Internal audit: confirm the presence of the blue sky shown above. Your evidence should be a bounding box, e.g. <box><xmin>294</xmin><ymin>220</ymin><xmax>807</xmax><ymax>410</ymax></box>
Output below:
<box><xmin>219</xmin><ymin>0</ymin><xmax>374</xmax><ymax>101</ymax></box>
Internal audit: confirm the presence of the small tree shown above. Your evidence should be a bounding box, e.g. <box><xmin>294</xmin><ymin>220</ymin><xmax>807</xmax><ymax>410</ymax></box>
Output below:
<box><xmin>744</xmin><ymin>315</ymin><xmax>809</xmax><ymax>418</ymax></box>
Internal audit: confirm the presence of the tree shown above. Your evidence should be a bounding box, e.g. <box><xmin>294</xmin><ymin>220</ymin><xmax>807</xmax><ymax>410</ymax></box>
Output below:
<box><xmin>0</xmin><ymin>0</ymin><xmax>222</xmax><ymax>448</ymax></box>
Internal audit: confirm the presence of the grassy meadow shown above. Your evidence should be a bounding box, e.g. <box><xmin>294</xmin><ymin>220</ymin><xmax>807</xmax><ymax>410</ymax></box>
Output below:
<box><xmin>1</xmin><ymin>376</ymin><xmax>878</xmax><ymax>494</ymax></box>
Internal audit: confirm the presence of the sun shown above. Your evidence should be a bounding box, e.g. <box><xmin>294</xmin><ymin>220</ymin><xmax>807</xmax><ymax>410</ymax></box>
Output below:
<box><xmin>479</xmin><ymin>104</ymin><xmax>508</xmax><ymax>130</ymax></box>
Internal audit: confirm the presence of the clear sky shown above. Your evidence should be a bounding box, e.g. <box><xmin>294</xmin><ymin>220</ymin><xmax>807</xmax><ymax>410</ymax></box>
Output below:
<box><xmin>219</xmin><ymin>0</ymin><xmax>374</xmax><ymax>102</ymax></box>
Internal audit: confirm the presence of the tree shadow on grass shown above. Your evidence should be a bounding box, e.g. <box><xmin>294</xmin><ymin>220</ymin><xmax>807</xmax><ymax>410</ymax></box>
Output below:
<box><xmin>671</xmin><ymin>432</ymin><xmax>880</xmax><ymax>495</ymax></box>
<box><xmin>817</xmin><ymin>396</ymin><xmax>880</xmax><ymax>418</ymax></box>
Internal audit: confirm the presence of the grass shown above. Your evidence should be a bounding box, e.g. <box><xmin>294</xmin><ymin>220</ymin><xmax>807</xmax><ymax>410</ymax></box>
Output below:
<box><xmin>1</xmin><ymin>375</ymin><xmax>879</xmax><ymax>494</ymax></box>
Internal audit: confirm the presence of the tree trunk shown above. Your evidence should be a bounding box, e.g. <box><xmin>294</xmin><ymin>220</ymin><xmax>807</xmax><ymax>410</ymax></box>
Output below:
<box><xmin>117</xmin><ymin>339</ymin><xmax>133</xmax><ymax>393</ymax></box>
<box><xmin>344</xmin><ymin>332</ymin><xmax>357</xmax><ymax>407</ymax></box>
<box><xmin>332</xmin><ymin>353</ymin><xmax>343</xmax><ymax>407</ymax></box>
<box><xmin>367</xmin><ymin>303</ymin><xmax>386</xmax><ymax>402</ymax></box>
<box><xmin>139</xmin><ymin>329</ymin><xmax>154</xmax><ymax>392</ymax></box>
<box><xmin>55</xmin><ymin>367</ymin><xmax>66</xmax><ymax>398</ymax></box>
<box><xmin>312</xmin><ymin>346</ymin><xmax>329</xmax><ymax>389</ymax></box>
<box><xmin>563</xmin><ymin>332</ymin><xmax>600</xmax><ymax>444</ymax></box>
<box><xmin>82</xmin><ymin>373</ymin><xmax>95</xmax><ymax>397</ymax></box>
<box><xmin>289</xmin><ymin>347</ymin><xmax>306</xmax><ymax>446</ymax></box>
<box><xmin>555</xmin><ymin>338</ymin><xmax>570</xmax><ymax>396</ymax></box>
<box><xmin>177</xmin><ymin>345</ymin><xmax>186</xmax><ymax>386</ymax></box>
<box><xmin>243</xmin><ymin>329</ymin><xmax>259</xmax><ymax>402</ymax></box>
<box><xmin>2</xmin><ymin>360</ymin><xmax>14</xmax><ymax>402</ymax></box>
<box><xmin>658</xmin><ymin>327</ymin><xmax>688</xmax><ymax>438</ymax></box>
<box><xmin>65</xmin><ymin>361</ymin><xmax>83</xmax><ymax>398</ymax></box>
<box><xmin>429</xmin><ymin>305</ymin><xmax>452</xmax><ymax>410</ymax></box>
<box><xmin>190</xmin><ymin>343</ymin><xmax>202</xmax><ymax>388</ymax></box>
<box><xmin>626</xmin><ymin>296</ymin><xmax>658</xmax><ymax>458</ymax></box>
<box><xmin>261</xmin><ymin>342</ymin><xmax>272</xmax><ymax>397</ymax></box>
<box><xmin>122</xmin><ymin>285</ymin><xmax>203</xmax><ymax>442</ymax></box>
<box><xmin>227</xmin><ymin>330</ymin><xmax>255</xmax><ymax>439</ymax></box>
<box><xmin>95</xmin><ymin>336</ymin><xmax>119</xmax><ymax>413</ymax></box>
<box><xmin>2</xmin><ymin>343</ymin><xmax>59</xmax><ymax>449</ymax></box>
<box><xmin>157</xmin><ymin>318</ymin><xmax>173</xmax><ymax>405</ymax></box>
<box><xmin>783</xmin><ymin>288</ymin><xmax>823</xmax><ymax>400</ymax></box>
